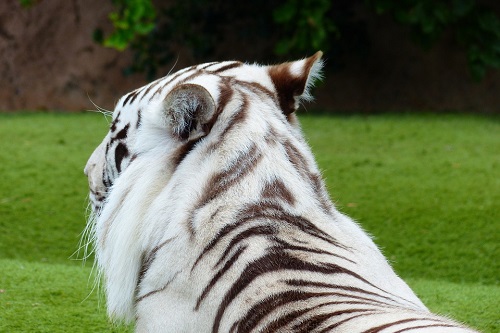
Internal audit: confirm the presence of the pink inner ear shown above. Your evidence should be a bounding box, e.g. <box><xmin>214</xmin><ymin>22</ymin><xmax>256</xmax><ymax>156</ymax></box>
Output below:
<box><xmin>268</xmin><ymin>52</ymin><xmax>323</xmax><ymax>116</ymax></box>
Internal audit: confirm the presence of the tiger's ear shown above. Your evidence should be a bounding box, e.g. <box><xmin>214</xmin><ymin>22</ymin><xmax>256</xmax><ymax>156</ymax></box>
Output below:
<box><xmin>162</xmin><ymin>84</ymin><xmax>216</xmax><ymax>140</ymax></box>
<box><xmin>268</xmin><ymin>51</ymin><xmax>323</xmax><ymax>115</ymax></box>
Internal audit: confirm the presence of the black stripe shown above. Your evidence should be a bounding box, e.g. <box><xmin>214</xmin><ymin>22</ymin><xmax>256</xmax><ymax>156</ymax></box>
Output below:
<box><xmin>174</xmin><ymin>70</ymin><xmax>205</xmax><ymax>87</ymax></box>
<box><xmin>114</xmin><ymin>142</ymin><xmax>129</xmax><ymax>173</ymax></box>
<box><xmin>235</xmin><ymin>80</ymin><xmax>276</xmax><ymax>102</ymax></box>
<box><xmin>217</xmin><ymin>78</ymin><xmax>234</xmax><ymax>113</ymax></box>
<box><xmin>137</xmin><ymin>238</ymin><xmax>174</xmax><ymax>288</ymax></box>
<box><xmin>283</xmin><ymin>141</ymin><xmax>333</xmax><ymax>214</ymax></box>
<box><xmin>213</xmin><ymin>225</ymin><xmax>275</xmax><ymax>268</ymax></box>
<box><xmin>136</xmin><ymin>108</ymin><xmax>142</xmax><ymax>128</ymax></box>
<box><xmin>285</xmin><ymin>279</ymin><xmax>400</xmax><ymax>306</ymax></box>
<box><xmin>236</xmin><ymin>288</ymin><xmax>375</xmax><ymax>333</ymax></box>
<box><xmin>148</xmin><ymin>68</ymin><xmax>199</xmax><ymax>102</ymax></box>
<box><xmin>261</xmin><ymin>178</ymin><xmax>295</xmax><ymax>205</ymax></box>
<box><xmin>275</xmin><ymin>239</ymin><xmax>355</xmax><ymax>264</ymax></box>
<box><xmin>197</xmin><ymin>140</ymin><xmax>261</xmax><ymax>208</ymax></box>
<box><xmin>210</xmin><ymin>93</ymin><xmax>249</xmax><ymax>149</ymax></box>
<box><xmin>317</xmin><ymin>312</ymin><xmax>382</xmax><ymax>333</ymax></box>
<box><xmin>102</xmin><ymin>167</ymin><xmax>112</xmax><ymax>188</ymax></box>
<box><xmin>236</xmin><ymin>202</ymin><xmax>349</xmax><ymax>250</ymax></box>
<box><xmin>361</xmin><ymin>318</ymin><xmax>433</xmax><ymax>333</ymax></box>
<box><xmin>200</xmin><ymin>62</ymin><xmax>219</xmax><ymax>70</ymax></box>
<box><xmin>393</xmin><ymin>323</ymin><xmax>460</xmax><ymax>333</ymax></box>
<box><xmin>205</xmin><ymin>78</ymin><xmax>233</xmax><ymax>131</ymax></box>
<box><xmin>141</xmin><ymin>77</ymin><xmax>164</xmax><ymax>99</ymax></box>
<box><xmin>172</xmin><ymin>136</ymin><xmax>205</xmax><ymax>167</ymax></box>
<box><xmin>292</xmin><ymin>309</ymin><xmax>372</xmax><ymax>332</ymax></box>
<box><xmin>193</xmin><ymin>201</ymin><xmax>350</xmax><ymax>272</ymax></box>
<box><xmin>135</xmin><ymin>271</ymin><xmax>180</xmax><ymax>303</ymax></box>
<box><xmin>234</xmin><ymin>290</ymin><xmax>323</xmax><ymax>333</ymax></box>
<box><xmin>209</xmin><ymin>62</ymin><xmax>243</xmax><ymax>74</ymax></box>
<box><xmin>129</xmin><ymin>89</ymin><xmax>141</xmax><ymax>104</ymax></box>
<box><xmin>211</xmin><ymin>249</ymin><xmax>382</xmax><ymax>333</ymax></box>
<box><xmin>310</xmin><ymin>173</ymin><xmax>333</xmax><ymax>214</ymax></box>
<box><xmin>122</xmin><ymin>90</ymin><xmax>139</xmax><ymax>107</ymax></box>
<box><xmin>191</xmin><ymin>78</ymin><xmax>233</xmax><ymax>146</ymax></box>
<box><xmin>286</xmin><ymin>275</ymin><xmax>424</xmax><ymax>310</ymax></box>
<box><xmin>188</xmin><ymin>139</ymin><xmax>261</xmax><ymax>237</ymax></box>
<box><xmin>195</xmin><ymin>245</ymin><xmax>247</xmax><ymax>310</ymax></box>
<box><xmin>111</xmin><ymin>123</ymin><xmax>129</xmax><ymax>142</ymax></box>
<box><xmin>283</xmin><ymin>140</ymin><xmax>310</xmax><ymax>177</ymax></box>
<box><xmin>110</xmin><ymin>111</ymin><xmax>121</xmax><ymax>132</ymax></box>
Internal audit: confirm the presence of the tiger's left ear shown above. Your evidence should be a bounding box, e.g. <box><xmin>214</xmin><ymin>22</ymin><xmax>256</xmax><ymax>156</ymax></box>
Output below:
<box><xmin>162</xmin><ymin>84</ymin><xmax>216</xmax><ymax>140</ymax></box>
<box><xmin>268</xmin><ymin>51</ymin><xmax>323</xmax><ymax>115</ymax></box>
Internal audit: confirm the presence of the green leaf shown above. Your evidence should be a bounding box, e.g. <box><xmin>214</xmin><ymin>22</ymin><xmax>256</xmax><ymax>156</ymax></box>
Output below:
<box><xmin>273</xmin><ymin>1</ymin><xmax>297</xmax><ymax>23</ymax></box>
<box><xmin>433</xmin><ymin>4</ymin><xmax>451</xmax><ymax>24</ymax></box>
<box><xmin>274</xmin><ymin>39</ymin><xmax>292</xmax><ymax>55</ymax></box>
<box><xmin>478</xmin><ymin>11</ymin><xmax>500</xmax><ymax>32</ymax></box>
<box><xmin>19</xmin><ymin>0</ymin><xmax>36</xmax><ymax>8</ymax></box>
<box><xmin>451</xmin><ymin>0</ymin><xmax>475</xmax><ymax>18</ymax></box>
<box><xmin>92</xmin><ymin>28</ymin><xmax>104</xmax><ymax>44</ymax></box>
<box><xmin>103</xmin><ymin>0</ymin><xmax>156</xmax><ymax>51</ymax></box>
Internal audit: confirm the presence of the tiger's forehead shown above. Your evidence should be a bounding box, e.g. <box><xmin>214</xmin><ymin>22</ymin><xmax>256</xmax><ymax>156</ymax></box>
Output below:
<box><xmin>114</xmin><ymin>60</ymin><xmax>275</xmax><ymax>117</ymax></box>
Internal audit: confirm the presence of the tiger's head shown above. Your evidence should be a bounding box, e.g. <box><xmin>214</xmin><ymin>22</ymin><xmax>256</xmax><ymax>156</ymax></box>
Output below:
<box><xmin>84</xmin><ymin>53</ymin><xmax>327</xmax><ymax>322</ymax></box>
<box><xmin>84</xmin><ymin>52</ymin><xmax>323</xmax><ymax>217</ymax></box>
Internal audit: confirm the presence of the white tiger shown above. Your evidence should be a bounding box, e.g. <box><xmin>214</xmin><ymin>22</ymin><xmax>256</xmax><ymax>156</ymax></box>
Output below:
<box><xmin>84</xmin><ymin>52</ymin><xmax>479</xmax><ymax>332</ymax></box>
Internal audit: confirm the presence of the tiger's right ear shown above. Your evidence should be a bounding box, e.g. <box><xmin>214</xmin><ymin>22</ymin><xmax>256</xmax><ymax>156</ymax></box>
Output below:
<box><xmin>162</xmin><ymin>84</ymin><xmax>216</xmax><ymax>140</ymax></box>
<box><xmin>268</xmin><ymin>51</ymin><xmax>323</xmax><ymax>116</ymax></box>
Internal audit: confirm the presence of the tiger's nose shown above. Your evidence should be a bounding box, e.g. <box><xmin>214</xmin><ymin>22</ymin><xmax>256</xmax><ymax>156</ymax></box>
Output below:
<box><xmin>84</xmin><ymin>158</ymin><xmax>98</xmax><ymax>177</ymax></box>
<box><xmin>84</xmin><ymin>142</ymin><xmax>106</xmax><ymax>176</ymax></box>
<box><xmin>84</xmin><ymin>162</ymin><xmax>92</xmax><ymax>176</ymax></box>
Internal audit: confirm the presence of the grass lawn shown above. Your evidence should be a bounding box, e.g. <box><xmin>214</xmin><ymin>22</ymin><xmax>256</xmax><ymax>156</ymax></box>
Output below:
<box><xmin>0</xmin><ymin>112</ymin><xmax>498</xmax><ymax>332</ymax></box>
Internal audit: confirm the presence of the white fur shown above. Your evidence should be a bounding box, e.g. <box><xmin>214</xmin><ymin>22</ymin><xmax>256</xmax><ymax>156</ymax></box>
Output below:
<box><xmin>84</xmin><ymin>55</ymin><xmax>477</xmax><ymax>332</ymax></box>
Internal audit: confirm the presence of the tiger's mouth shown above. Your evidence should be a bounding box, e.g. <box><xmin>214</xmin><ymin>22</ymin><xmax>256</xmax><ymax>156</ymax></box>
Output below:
<box><xmin>88</xmin><ymin>187</ymin><xmax>107</xmax><ymax>213</ymax></box>
<box><xmin>85</xmin><ymin>141</ymin><xmax>109</xmax><ymax>214</ymax></box>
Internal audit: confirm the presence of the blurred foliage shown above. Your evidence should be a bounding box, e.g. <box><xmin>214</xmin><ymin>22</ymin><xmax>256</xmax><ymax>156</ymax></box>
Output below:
<box><xmin>366</xmin><ymin>0</ymin><xmax>500</xmax><ymax>79</ymax></box>
<box><xmin>273</xmin><ymin>0</ymin><xmax>339</xmax><ymax>55</ymax></box>
<box><xmin>97</xmin><ymin>0</ymin><xmax>369</xmax><ymax>79</ymax></box>
<box><xmin>94</xmin><ymin>0</ymin><xmax>156</xmax><ymax>51</ymax></box>
<box><xmin>97</xmin><ymin>0</ymin><xmax>499</xmax><ymax>79</ymax></box>
<box><xmin>18</xmin><ymin>0</ymin><xmax>38</xmax><ymax>7</ymax></box>
<box><xmin>18</xmin><ymin>0</ymin><xmax>500</xmax><ymax>79</ymax></box>
<box><xmin>103</xmin><ymin>0</ymin><xmax>283</xmax><ymax>79</ymax></box>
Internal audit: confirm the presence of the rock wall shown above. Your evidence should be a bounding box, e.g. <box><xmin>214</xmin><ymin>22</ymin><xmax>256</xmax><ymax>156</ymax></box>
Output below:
<box><xmin>0</xmin><ymin>0</ymin><xmax>145</xmax><ymax>111</ymax></box>
<box><xmin>0</xmin><ymin>0</ymin><xmax>499</xmax><ymax>113</ymax></box>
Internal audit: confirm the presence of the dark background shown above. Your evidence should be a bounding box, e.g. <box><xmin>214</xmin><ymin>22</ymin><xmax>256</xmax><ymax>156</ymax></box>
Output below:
<box><xmin>1</xmin><ymin>0</ymin><xmax>499</xmax><ymax>113</ymax></box>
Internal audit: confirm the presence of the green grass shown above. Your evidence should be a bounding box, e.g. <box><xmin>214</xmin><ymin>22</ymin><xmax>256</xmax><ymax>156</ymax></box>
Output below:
<box><xmin>0</xmin><ymin>258</ymin><xmax>132</xmax><ymax>333</ymax></box>
<box><xmin>302</xmin><ymin>114</ymin><xmax>499</xmax><ymax>285</ymax></box>
<box><xmin>0</xmin><ymin>112</ymin><xmax>498</xmax><ymax>332</ymax></box>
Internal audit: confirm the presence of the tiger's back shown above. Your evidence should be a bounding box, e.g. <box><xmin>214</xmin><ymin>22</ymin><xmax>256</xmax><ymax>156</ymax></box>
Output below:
<box><xmin>84</xmin><ymin>52</ymin><xmax>478</xmax><ymax>332</ymax></box>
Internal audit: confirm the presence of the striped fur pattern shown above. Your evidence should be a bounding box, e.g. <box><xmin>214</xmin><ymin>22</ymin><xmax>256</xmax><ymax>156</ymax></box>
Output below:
<box><xmin>84</xmin><ymin>52</ymin><xmax>478</xmax><ymax>332</ymax></box>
